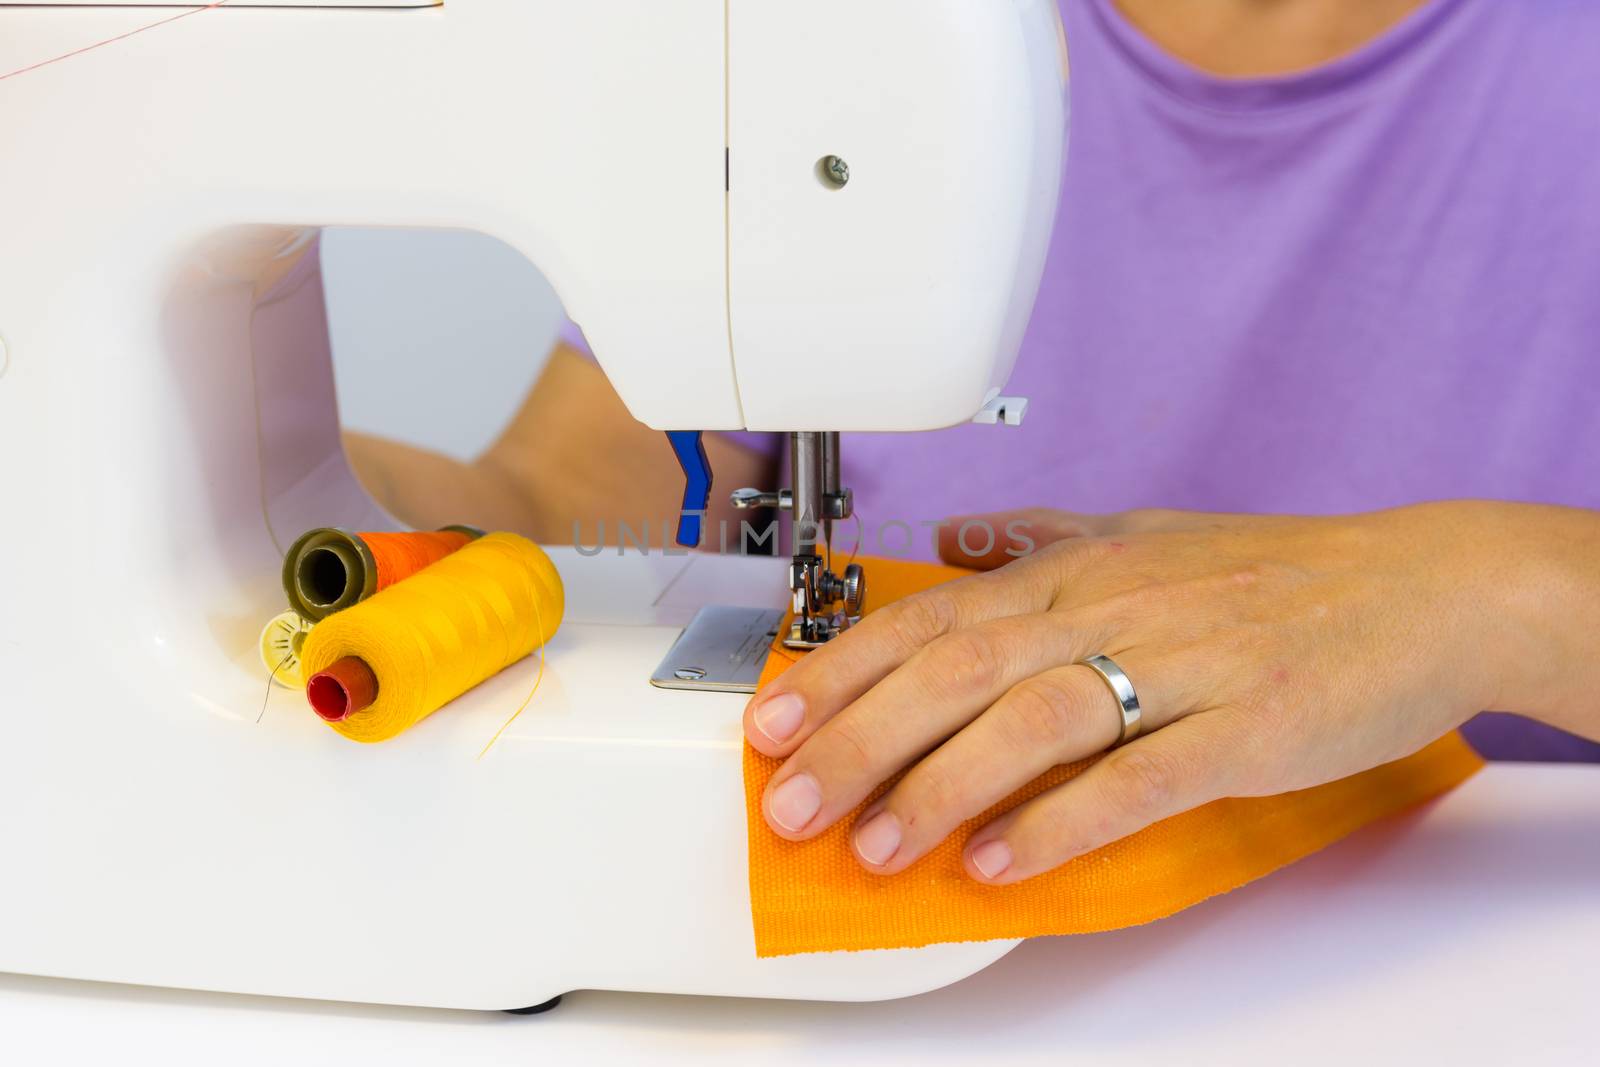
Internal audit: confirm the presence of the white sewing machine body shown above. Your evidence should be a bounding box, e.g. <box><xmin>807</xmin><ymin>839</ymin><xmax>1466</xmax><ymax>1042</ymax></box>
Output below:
<box><xmin>0</xmin><ymin>1</ymin><xmax>1064</xmax><ymax>1008</ymax></box>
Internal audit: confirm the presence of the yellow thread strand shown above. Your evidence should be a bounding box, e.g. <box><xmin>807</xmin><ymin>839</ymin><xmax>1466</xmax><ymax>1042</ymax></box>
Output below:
<box><xmin>476</xmin><ymin>584</ymin><xmax>546</xmax><ymax>760</ymax></box>
<box><xmin>300</xmin><ymin>533</ymin><xmax>564</xmax><ymax>743</ymax></box>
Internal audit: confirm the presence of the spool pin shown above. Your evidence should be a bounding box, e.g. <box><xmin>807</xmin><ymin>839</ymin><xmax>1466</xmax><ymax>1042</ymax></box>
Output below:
<box><xmin>283</xmin><ymin>525</ymin><xmax>483</xmax><ymax>622</ymax></box>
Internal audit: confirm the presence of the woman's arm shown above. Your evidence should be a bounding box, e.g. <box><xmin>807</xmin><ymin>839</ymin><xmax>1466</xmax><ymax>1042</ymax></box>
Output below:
<box><xmin>343</xmin><ymin>342</ymin><xmax>776</xmax><ymax>545</ymax></box>
<box><xmin>1114</xmin><ymin>0</ymin><xmax>1427</xmax><ymax>76</ymax></box>
<box><xmin>742</xmin><ymin>501</ymin><xmax>1600</xmax><ymax>883</ymax></box>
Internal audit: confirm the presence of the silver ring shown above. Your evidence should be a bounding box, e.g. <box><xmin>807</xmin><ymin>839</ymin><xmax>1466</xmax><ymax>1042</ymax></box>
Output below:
<box><xmin>1081</xmin><ymin>654</ymin><xmax>1142</xmax><ymax>748</ymax></box>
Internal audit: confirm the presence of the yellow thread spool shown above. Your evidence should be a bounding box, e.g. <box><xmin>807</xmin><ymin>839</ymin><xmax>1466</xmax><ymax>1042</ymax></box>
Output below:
<box><xmin>299</xmin><ymin>533</ymin><xmax>564</xmax><ymax>743</ymax></box>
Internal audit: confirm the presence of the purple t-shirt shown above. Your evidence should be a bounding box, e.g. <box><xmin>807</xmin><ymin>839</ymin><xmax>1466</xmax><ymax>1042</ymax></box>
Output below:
<box><xmin>571</xmin><ymin>0</ymin><xmax>1600</xmax><ymax>760</ymax></box>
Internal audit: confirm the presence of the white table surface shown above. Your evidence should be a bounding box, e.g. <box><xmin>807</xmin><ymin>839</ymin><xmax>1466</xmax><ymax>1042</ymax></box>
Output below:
<box><xmin>2</xmin><ymin>763</ymin><xmax>1595</xmax><ymax>1067</ymax></box>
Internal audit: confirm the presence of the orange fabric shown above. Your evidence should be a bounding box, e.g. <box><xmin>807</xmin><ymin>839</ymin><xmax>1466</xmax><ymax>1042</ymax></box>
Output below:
<box><xmin>745</xmin><ymin>557</ymin><xmax>1484</xmax><ymax>957</ymax></box>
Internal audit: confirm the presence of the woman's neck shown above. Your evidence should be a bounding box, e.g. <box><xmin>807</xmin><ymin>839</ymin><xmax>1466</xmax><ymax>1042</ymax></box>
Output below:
<box><xmin>1112</xmin><ymin>0</ymin><xmax>1429</xmax><ymax>77</ymax></box>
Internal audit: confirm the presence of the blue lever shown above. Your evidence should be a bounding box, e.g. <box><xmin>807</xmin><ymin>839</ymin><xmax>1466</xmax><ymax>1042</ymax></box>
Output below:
<box><xmin>666</xmin><ymin>431</ymin><xmax>712</xmax><ymax>548</ymax></box>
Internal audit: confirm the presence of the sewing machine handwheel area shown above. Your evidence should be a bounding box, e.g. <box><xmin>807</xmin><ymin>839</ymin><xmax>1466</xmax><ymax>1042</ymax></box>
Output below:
<box><xmin>503</xmin><ymin>995</ymin><xmax>564</xmax><ymax>1016</ymax></box>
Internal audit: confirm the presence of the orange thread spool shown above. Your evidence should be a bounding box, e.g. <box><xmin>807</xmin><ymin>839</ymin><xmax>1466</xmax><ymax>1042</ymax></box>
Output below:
<box><xmin>362</xmin><ymin>531</ymin><xmax>476</xmax><ymax>593</ymax></box>
<box><xmin>282</xmin><ymin>526</ymin><xmax>483</xmax><ymax>622</ymax></box>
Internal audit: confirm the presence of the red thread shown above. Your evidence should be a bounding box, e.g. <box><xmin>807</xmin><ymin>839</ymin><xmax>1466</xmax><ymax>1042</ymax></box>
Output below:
<box><xmin>0</xmin><ymin>2</ymin><xmax>231</xmax><ymax>84</ymax></box>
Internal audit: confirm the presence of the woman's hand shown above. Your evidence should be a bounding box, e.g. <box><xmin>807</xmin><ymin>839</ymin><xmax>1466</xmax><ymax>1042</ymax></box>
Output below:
<box><xmin>742</xmin><ymin>501</ymin><xmax>1600</xmax><ymax>884</ymax></box>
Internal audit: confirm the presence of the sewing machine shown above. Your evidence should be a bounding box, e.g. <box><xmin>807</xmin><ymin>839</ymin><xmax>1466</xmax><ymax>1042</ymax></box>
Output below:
<box><xmin>0</xmin><ymin>0</ymin><xmax>1064</xmax><ymax>1009</ymax></box>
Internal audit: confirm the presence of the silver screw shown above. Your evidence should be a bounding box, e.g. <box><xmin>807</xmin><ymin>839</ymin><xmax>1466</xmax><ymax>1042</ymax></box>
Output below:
<box><xmin>820</xmin><ymin>155</ymin><xmax>850</xmax><ymax>188</ymax></box>
<box><xmin>674</xmin><ymin>667</ymin><xmax>708</xmax><ymax>681</ymax></box>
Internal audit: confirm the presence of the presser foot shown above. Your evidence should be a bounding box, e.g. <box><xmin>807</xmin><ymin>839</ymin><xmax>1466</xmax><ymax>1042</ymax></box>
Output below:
<box><xmin>731</xmin><ymin>432</ymin><xmax>868</xmax><ymax>651</ymax></box>
<box><xmin>783</xmin><ymin>609</ymin><xmax>861</xmax><ymax>650</ymax></box>
<box><xmin>782</xmin><ymin>556</ymin><xmax>867</xmax><ymax>650</ymax></box>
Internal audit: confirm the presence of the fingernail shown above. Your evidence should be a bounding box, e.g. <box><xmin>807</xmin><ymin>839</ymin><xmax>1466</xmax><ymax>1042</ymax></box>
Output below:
<box><xmin>970</xmin><ymin>839</ymin><xmax>1013</xmax><ymax>880</ymax></box>
<box><xmin>768</xmin><ymin>773</ymin><xmax>822</xmax><ymax>833</ymax></box>
<box><xmin>752</xmin><ymin>693</ymin><xmax>805</xmax><ymax>745</ymax></box>
<box><xmin>853</xmin><ymin>811</ymin><xmax>903</xmax><ymax>867</ymax></box>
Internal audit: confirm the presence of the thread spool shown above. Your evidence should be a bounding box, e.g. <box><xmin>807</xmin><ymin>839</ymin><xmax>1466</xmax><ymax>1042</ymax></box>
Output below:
<box><xmin>282</xmin><ymin>525</ymin><xmax>483</xmax><ymax>622</ymax></box>
<box><xmin>300</xmin><ymin>532</ymin><xmax>564</xmax><ymax>743</ymax></box>
<box><xmin>258</xmin><ymin>610</ymin><xmax>314</xmax><ymax>688</ymax></box>
<box><xmin>306</xmin><ymin>656</ymin><xmax>378</xmax><ymax>722</ymax></box>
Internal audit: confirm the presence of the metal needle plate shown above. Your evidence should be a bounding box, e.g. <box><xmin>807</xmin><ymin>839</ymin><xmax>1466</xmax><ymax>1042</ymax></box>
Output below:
<box><xmin>649</xmin><ymin>606</ymin><xmax>786</xmax><ymax>693</ymax></box>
